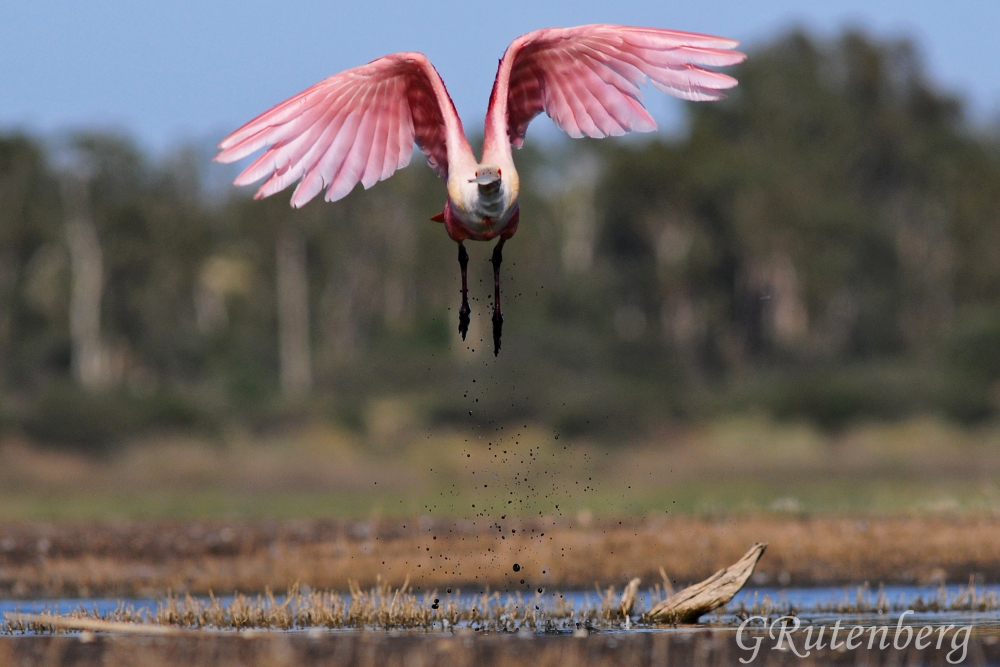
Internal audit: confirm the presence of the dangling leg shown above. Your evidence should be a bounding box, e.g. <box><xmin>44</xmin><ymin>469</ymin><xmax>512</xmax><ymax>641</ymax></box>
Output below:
<box><xmin>458</xmin><ymin>243</ymin><xmax>470</xmax><ymax>340</ymax></box>
<box><xmin>491</xmin><ymin>238</ymin><xmax>505</xmax><ymax>356</ymax></box>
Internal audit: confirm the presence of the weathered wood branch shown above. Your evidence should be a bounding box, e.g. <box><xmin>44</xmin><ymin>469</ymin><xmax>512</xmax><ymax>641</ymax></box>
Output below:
<box><xmin>619</xmin><ymin>577</ymin><xmax>642</xmax><ymax>616</ymax></box>
<box><xmin>644</xmin><ymin>542</ymin><xmax>767</xmax><ymax>624</ymax></box>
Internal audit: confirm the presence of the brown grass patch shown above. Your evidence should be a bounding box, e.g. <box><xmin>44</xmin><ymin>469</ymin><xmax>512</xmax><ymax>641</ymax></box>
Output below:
<box><xmin>2</xmin><ymin>515</ymin><xmax>1000</xmax><ymax>599</ymax></box>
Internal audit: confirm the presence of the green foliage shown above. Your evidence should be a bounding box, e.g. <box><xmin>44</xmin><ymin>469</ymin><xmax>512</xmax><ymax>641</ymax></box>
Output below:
<box><xmin>20</xmin><ymin>384</ymin><xmax>213</xmax><ymax>452</ymax></box>
<box><xmin>944</xmin><ymin>308</ymin><xmax>1000</xmax><ymax>381</ymax></box>
<box><xmin>733</xmin><ymin>365</ymin><xmax>991</xmax><ymax>429</ymax></box>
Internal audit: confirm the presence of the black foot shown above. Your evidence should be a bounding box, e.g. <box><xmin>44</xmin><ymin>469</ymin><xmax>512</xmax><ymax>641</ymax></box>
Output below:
<box><xmin>490</xmin><ymin>239</ymin><xmax>505</xmax><ymax>356</ymax></box>
<box><xmin>492</xmin><ymin>308</ymin><xmax>503</xmax><ymax>356</ymax></box>
<box><xmin>459</xmin><ymin>303</ymin><xmax>471</xmax><ymax>340</ymax></box>
<box><xmin>458</xmin><ymin>243</ymin><xmax>470</xmax><ymax>340</ymax></box>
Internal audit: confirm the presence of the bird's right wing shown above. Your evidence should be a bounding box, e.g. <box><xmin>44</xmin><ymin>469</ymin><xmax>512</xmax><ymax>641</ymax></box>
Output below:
<box><xmin>216</xmin><ymin>52</ymin><xmax>462</xmax><ymax>208</ymax></box>
<box><xmin>487</xmin><ymin>25</ymin><xmax>746</xmax><ymax>148</ymax></box>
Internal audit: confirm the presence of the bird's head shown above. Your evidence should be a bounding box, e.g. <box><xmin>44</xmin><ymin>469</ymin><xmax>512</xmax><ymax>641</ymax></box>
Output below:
<box><xmin>470</xmin><ymin>165</ymin><xmax>502</xmax><ymax>196</ymax></box>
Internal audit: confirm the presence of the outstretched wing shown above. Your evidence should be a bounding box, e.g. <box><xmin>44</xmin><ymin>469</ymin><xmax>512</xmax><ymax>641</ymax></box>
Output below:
<box><xmin>487</xmin><ymin>25</ymin><xmax>746</xmax><ymax>148</ymax></box>
<box><xmin>216</xmin><ymin>52</ymin><xmax>462</xmax><ymax>208</ymax></box>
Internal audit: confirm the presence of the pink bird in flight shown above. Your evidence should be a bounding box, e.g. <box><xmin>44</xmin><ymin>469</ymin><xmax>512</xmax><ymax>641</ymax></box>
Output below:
<box><xmin>216</xmin><ymin>25</ymin><xmax>745</xmax><ymax>355</ymax></box>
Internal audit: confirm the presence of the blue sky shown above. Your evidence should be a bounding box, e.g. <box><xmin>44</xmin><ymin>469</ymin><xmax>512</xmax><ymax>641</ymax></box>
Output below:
<box><xmin>2</xmin><ymin>1</ymin><xmax>999</xmax><ymax>154</ymax></box>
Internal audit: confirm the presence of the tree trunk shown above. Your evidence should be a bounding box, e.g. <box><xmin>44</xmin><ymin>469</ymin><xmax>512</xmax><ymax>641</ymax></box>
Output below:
<box><xmin>276</xmin><ymin>224</ymin><xmax>312</xmax><ymax>398</ymax></box>
<box><xmin>62</xmin><ymin>177</ymin><xmax>107</xmax><ymax>392</ymax></box>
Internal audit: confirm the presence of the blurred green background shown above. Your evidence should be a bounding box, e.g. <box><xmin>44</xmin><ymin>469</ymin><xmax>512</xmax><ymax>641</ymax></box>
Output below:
<box><xmin>3</xmin><ymin>30</ymin><xmax>1000</xmax><ymax>518</ymax></box>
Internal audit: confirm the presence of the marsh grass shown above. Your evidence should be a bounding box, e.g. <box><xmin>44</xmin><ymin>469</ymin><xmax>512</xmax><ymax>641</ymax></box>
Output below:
<box><xmin>5</xmin><ymin>580</ymin><xmax>1000</xmax><ymax>635</ymax></box>
<box><xmin>6</xmin><ymin>416</ymin><xmax>1000</xmax><ymax>522</ymax></box>
<box><xmin>2</xmin><ymin>579</ymin><xmax>634</xmax><ymax>634</ymax></box>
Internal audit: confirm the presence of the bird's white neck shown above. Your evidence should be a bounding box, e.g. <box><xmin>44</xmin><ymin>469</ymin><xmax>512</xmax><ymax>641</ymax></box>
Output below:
<box><xmin>447</xmin><ymin>160</ymin><xmax>519</xmax><ymax>228</ymax></box>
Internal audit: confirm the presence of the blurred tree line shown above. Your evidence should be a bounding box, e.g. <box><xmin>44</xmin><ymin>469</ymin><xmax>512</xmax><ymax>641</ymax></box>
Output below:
<box><xmin>2</xmin><ymin>29</ymin><xmax>1000</xmax><ymax>450</ymax></box>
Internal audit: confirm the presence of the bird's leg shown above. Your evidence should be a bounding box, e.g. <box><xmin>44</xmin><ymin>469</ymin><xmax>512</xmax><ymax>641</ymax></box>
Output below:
<box><xmin>458</xmin><ymin>243</ymin><xmax>470</xmax><ymax>340</ymax></box>
<box><xmin>491</xmin><ymin>238</ymin><xmax>505</xmax><ymax>356</ymax></box>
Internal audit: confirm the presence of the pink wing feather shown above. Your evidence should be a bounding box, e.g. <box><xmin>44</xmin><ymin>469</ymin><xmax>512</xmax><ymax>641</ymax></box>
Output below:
<box><xmin>485</xmin><ymin>25</ymin><xmax>746</xmax><ymax>150</ymax></box>
<box><xmin>216</xmin><ymin>53</ymin><xmax>462</xmax><ymax>208</ymax></box>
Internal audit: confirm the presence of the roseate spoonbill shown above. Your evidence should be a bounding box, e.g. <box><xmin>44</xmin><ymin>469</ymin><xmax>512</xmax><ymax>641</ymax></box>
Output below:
<box><xmin>216</xmin><ymin>25</ymin><xmax>745</xmax><ymax>355</ymax></box>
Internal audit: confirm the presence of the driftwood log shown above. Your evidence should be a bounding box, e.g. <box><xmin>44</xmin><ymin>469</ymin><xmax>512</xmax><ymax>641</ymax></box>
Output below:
<box><xmin>4</xmin><ymin>613</ymin><xmax>180</xmax><ymax>635</ymax></box>
<box><xmin>644</xmin><ymin>542</ymin><xmax>767</xmax><ymax>624</ymax></box>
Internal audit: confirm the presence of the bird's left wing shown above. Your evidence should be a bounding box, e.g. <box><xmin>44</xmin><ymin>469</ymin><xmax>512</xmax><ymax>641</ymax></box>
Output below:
<box><xmin>216</xmin><ymin>53</ymin><xmax>461</xmax><ymax>208</ymax></box>
<box><xmin>486</xmin><ymin>25</ymin><xmax>746</xmax><ymax>148</ymax></box>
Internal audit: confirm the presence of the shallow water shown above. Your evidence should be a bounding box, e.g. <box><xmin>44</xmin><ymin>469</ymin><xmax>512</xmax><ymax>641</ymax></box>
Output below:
<box><xmin>731</xmin><ymin>584</ymin><xmax>1000</xmax><ymax>609</ymax></box>
<box><xmin>723</xmin><ymin>584</ymin><xmax>1000</xmax><ymax>630</ymax></box>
